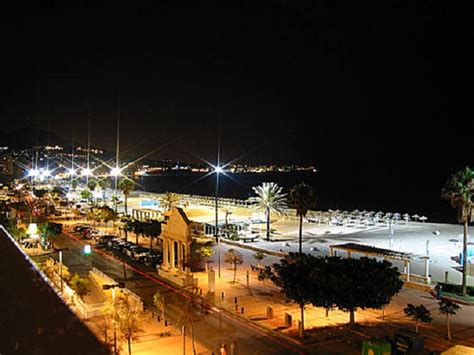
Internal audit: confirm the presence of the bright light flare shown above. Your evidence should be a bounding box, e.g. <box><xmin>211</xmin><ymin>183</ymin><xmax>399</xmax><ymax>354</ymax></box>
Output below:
<box><xmin>214</xmin><ymin>166</ymin><xmax>223</xmax><ymax>174</ymax></box>
<box><xmin>81</xmin><ymin>168</ymin><xmax>93</xmax><ymax>176</ymax></box>
<box><xmin>110</xmin><ymin>167</ymin><xmax>122</xmax><ymax>177</ymax></box>
<box><xmin>28</xmin><ymin>169</ymin><xmax>39</xmax><ymax>177</ymax></box>
<box><xmin>67</xmin><ymin>168</ymin><xmax>76</xmax><ymax>176</ymax></box>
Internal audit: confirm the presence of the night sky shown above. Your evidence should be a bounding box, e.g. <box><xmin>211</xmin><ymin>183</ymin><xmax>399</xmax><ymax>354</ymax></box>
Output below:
<box><xmin>1</xmin><ymin>2</ymin><xmax>472</xmax><ymax>184</ymax></box>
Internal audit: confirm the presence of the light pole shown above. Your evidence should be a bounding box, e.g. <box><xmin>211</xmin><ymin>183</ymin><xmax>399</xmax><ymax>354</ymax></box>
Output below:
<box><xmin>214</xmin><ymin>166</ymin><xmax>222</xmax><ymax>278</ymax></box>
<box><xmin>103</xmin><ymin>282</ymin><xmax>125</xmax><ymax>355</ymax></box>
<box><xmin>54</xmin><ymin>247</ymin><xmax>69</xmax><ymax>294</ymax></box>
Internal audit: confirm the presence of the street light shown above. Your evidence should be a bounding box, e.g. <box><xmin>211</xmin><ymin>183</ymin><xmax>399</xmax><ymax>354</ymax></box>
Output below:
<box><xmin>110</xmin><ymin>167</ymin><xmax>122</xmax><ymax>177</ymax></box>
<box><xmin>214</xmin><ymin>165</ymin><xmax>222</xmax><ymax>278</ymax></box>
<box><xmin>54</xmin><ymin>247</ymin><xmax>69</xmax><ymax>294</ymax></box>
<box><xmin>81</xmin><ymin>168</ymin><xmax>93</xmax><ymax>177</ymax></box>
<box><xmin>110</xmin><ymin>167</ymin><xmax>121</xmax><ymax>213</ymax></box>
<box><xmin>102</xmin><ymin>282</ymin><xmax>126</xmax><ymax>355</ymax></box>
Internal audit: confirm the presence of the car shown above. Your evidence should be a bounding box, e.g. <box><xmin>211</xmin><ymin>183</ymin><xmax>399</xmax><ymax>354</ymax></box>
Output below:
<box><xmin>139</xmin><ymin>252</ymin><xmax>162</xmax><ymax>267</ymax></box>
<box><xmin>131</xmin><ymin>247</ymin><xmax>149</xmax><ymax>260</ymax></box>
<box><xmin>114</xmin><ymin>241</ymin><xmax>134</xmax><ymax>253</ymax></box>
<box><xmin>107</xmin><ymin>238</ymin><xmax>124</xmax><ymax>248</ymax></box>
<box><xmin>73</xmin><ymin>224</ymin><xmax>91</xmax><ymax>232</ymax></box>
<box><xmin>97</xmin><ymin>235</ymin><xmax>116</xmax><ymax>244</ymax></box>
<box><xmin>124</xmin><ymin>245</ymin><xmax>138</xmax><ymax>258</ymax></box>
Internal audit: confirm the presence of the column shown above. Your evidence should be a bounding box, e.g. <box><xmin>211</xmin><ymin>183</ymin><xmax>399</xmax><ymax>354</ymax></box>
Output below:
<box><xmin>170</xmin><ymin>240</ymin><xmax>176</xmax><ymax>271</ymax></box>
<box><xmin>177</xmin><ymin>241</ymin><xmax>183</xmax><ymax>273</ymax></box>
<box><xmin>162</xmin><ymin>238</ymin><xmax>169</xmax><ymax>270</ymax></box>
<box><xmin>185</xmin><ymin>243</ymin><xmax>191</xmax><ymax>275</ymax></box>
<box><xmin>424</xmin><ymin>257</ymin><xmax>430</xmax><ymax>281</ymax></box>
<box><xmin>406</xmin><ymin>261</ymin><xmax>411</xmax><ymax>282</ymax></box>
<box><xmin>329</xmin><ymin>247</ymin><xmax>334</xmax><ymax>257</ymax></box>
<box><xmin>347</xmin><ymin>251</ymin><xmax>352</xmax><ymax>259</ymax></box>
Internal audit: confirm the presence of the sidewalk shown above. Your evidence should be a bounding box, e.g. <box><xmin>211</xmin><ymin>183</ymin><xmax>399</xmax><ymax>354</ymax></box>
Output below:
<box><xmin>84</xmin><ymin>312</ymin><xmax>210</xmax><ymax>355</ymax></box>
<box><xmin>189</xmin><ymin>243</ymin><xmax>474</xmax><ymax>353</ymax></box>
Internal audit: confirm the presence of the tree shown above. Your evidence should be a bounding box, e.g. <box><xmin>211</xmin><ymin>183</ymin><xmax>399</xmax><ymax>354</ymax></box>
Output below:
<box><xmin>328</xmin><ymin>257</ymin><xmax>403</xmax><ymax>325</ymax></box>
<box><xmin>224</xmin><ymin>249</ymin><xmax>243</xmax><ymax>283</ymax></box>
<box><xmin>118</xmin><ymin>179</ymin><xmax>135</xmax><ymax>216</ymax></box>
<box><xmin>160</xmin><ymin>192</ymin><xmax>180</xmax><ymax>211</ymax></box>
<box><xmin>71</xmin><ymin>179</ymin><xmax>78</xmax><ymax>190</ymax></box>
<box><xmin>175</xmin><ymin>298</ymin><xmax>204</xmax><ymax>355</ymax></box>
<box><xmin>80</xmin><ymin>189</ymin><xmax>93</xmax><ymax>202</ymax></box>
<box><xmin>153</xmin><ymin>290</ymin><xmax>168</xmax><ymax>337</ymax></box>
<box><xmin>98</xmin><ymin>178</ymin><xmax>111</xmax><ymax>203</ymax></box>
<box><xmin>144</xmin><ymin>220</ymin><xmax>162</xmax><ymax>250</ymax></box>
<box><xmin>87</xmin><ymin>178</ymin><xmax>97</xmax><ymax>194</ymax></box>
<box><xmin>99</xmin><ymin>206</ymin><xmax>118</xmax><ymax>231</ymax></box>
<box><xmin>69</xmin><ymin>273</ymin><xmax>90</xmax><ymax>300</ymax></box>
<box><xmin>288</xmin><ymin>182</ymin><xmax>315</xmax><ymax>254</ymax></box>
<box><xmin>131</xmin><ymin>220</ymin><xmax>145</xmax><ymax>245</ymax></box>
<box><xmin>193</xmin><ymin>242</ymin><xmax>214</xmax><ymax>271</ymax></box>
<box><xmin>439</xmin><ymin>299</ymin><xmax>461</xmax><ymax>340</ymax></box>
<box><xmin>262</xmin><ymin>253</ymin><xmax>314</xmax><ymax>338</ymax></box>
<box><xmin>121</xmin><ymin>216</ymin><xmax>133</xmax><ymax>242</ymax></box>
<box><xmin>252</xmin><ymin>182</ymin><xmax>287</xmax><ymax>241</ymax></box>
<box><xmin>404</xmin><ymin>304</ymin><xmax>432</xmax><ymax>333</ymax></box>
<box><xmin>442</xmin><ymin>167</ymin><xmax>474</xmax><ymax>296</ymax></box>
<box><xmin>253</xmin><ymin>250</ymin><xmax>266</xmax><ymax>267</ymax></box>
<box><xmin>39</xmin><ymin>222</ymin><xmax>63</xmax><ymax>249</ymax></box>
<box><xmin>111</xmin><ymin>294</ymin><xmax>146</xmax><ymax>355</ymax></box>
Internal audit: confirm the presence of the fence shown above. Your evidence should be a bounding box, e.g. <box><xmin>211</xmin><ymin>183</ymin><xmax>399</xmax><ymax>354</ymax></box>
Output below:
<box><xmin>90</xmin><ymin>267</ymin><xmax>144</xmax><ymax>311</ymax></box>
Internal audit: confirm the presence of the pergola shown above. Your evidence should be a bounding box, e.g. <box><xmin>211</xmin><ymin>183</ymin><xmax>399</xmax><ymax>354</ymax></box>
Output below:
<box><xmin>329</xmin><ymin>243</ymin><xmax>430</xmax><ymax>284</ymax></box>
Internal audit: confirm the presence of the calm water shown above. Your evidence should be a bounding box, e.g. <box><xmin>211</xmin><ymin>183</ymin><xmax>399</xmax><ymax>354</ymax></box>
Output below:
<box><xmin>137</xmin><ymin>172</ymin><xmax>455</xmax><ymax>223</ymax></box>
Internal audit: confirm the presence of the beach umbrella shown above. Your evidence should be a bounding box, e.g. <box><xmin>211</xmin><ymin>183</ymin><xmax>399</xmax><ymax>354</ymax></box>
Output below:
<box><xmin>412</xmin><ymin>214</ymin><xmax>420</xmax><ymax>222</ymax></box>
<box><xmin>419</xmin><ymin>216</ymin><xmax>428</xmax><ymax>223</ymax></box>
<box><xmin>403</xmin><ymin>213</ymin><xmax>410</xmax><ymax>224</ymax></box>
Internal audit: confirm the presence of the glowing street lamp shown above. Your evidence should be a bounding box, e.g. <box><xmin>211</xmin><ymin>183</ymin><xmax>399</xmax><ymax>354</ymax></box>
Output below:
<box><xmin>214</xmin><ymin>165</ymin><xmax>222</xmax><ymax>277</ymax></box>
<box><xmin>109</xmin><ymin>167</ymin><xmax>122</xmax><ymax>177</ymax></box>
<box><xmin>41</xmin><ymin>169</ymin><xmax>51</xmax><ymax>177</ymax></box>
<box><xmin>28</xmin><ymin>169</ymin><xmax>39</xmax><ymax>178</ymax></box>
<box><xmin>81</xmin><ymin>168</ymin><xmax>93</xmax><ymax>177</ymax></box>
<box><xmin>28</xmin><ymin>223</ymin><xmax>39</xmax><ymax>239</ymax></box>
<box><xmin>67</xmin><ymin>168</ymin><xmax>76</xmax><ymax>176</ymax></box>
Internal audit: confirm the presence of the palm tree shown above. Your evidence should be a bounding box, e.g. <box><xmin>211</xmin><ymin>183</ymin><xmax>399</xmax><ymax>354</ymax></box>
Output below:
<box><xmin>98</xmin><ymin>178</ymin><xmax>111</xmax><ymax>204</ymax></box>
<box><xmin>118</xmin><ymin>178</ymin><xmax>135</xmax><ymax>216</ymax></box>
<box><xmin>160</xmin><ymin>192</ymin><xmax>180</xmax><ymax>211</ymax></box>
<box><xmin>442</xmin><ymin>167</ymin><xmax>474</xmax><ymax>296</ymax></box>
<box><xmin>289</xmin><ymin>182</ymin><xmax>315</xmax><ymax>254</ymax></box>
<box><xmin>252</xmin><ymin>182</ymin><xmax>287</xmax><ymax>241</ymax></box>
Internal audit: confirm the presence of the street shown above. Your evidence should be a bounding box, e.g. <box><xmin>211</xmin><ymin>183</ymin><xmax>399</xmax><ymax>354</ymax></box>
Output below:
<box><xmin>43</xmin><ymin>231</ymin><xmax>307</xmax><ymax>355</ymax></box>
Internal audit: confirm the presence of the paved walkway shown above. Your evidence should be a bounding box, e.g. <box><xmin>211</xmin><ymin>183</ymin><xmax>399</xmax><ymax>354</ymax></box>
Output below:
<box><xmin>188</xmin><ymin>242</ymin><xmax>474</xmax><ymax>353</ymax></box>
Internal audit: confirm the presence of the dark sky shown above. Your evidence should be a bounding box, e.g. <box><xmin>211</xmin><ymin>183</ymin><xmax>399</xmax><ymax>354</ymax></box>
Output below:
<box><xmin>0</xmin><ymin>1</ymin><xmax>472</xmax><ymax>175</ymax></box>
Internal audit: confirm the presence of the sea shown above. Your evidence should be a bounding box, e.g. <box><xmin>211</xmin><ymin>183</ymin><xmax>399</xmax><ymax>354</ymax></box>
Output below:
<box><xmin>136</xmin><ymin>171</ymin><xmax>456</xmax><ymax>224</ymax></box>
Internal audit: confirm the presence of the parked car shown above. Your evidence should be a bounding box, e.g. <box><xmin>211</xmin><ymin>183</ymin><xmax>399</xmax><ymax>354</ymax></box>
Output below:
<box><xmin>131</xmin><ymin>247</ymin><xmax>149</xmax><ymax>260</ymax></box>
<box><xmin>81</xmin><ymin>227</ymin><xmax>101</xmax><ymax>239</ymax></box>
<box><xmin>98</xmin><ymin>235</ymin><xmax>116</xmax><ymax>244</ymax></box>
<box><xmin>73</xmin><ymin>224</ymin><xmax>91</xmax><ymax>232</ymax></box>
<box><xmin>107</xmin><ymin>238</ymin><xmax>124</xmax><ymax>248</ymax></box>
<box><xmin>139</xmin><ymin>252</ymin><xmax>162</xmax><ymax>267</ymax></box>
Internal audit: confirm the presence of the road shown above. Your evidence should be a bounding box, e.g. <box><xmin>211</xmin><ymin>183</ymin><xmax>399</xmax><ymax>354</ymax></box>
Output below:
<box><xmin>41</xmin><ymin>231</ymin><xmax>306</xmax><ymax>355</ymax></box>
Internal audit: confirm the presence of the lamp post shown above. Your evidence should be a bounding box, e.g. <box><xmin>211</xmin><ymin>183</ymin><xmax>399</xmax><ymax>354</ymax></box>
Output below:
<box><xmin>54</xmin><ymin>247</ymin><xmax>69</xmax><ymax>294</ymax></box>
<box><xmin>214</xmin><ymin>165</ymin><xmax>222</xmax><ymax>278</ymax></box>
<box><xmin>103</xmin><ymin>282</ymin><xmax>125</xmax><ymax>355</ymax></box>
<box><xmin>110</xmin><ymin>167</ymin><xmax>121</xmax><ymax>213</ymax></box>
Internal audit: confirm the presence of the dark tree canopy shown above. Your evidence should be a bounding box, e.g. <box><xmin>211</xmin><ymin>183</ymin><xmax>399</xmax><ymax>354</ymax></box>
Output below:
<box><xmin>265</xmin><ymin>254</ymin><xmax>403</xmax><ymax>325</ymax></box>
